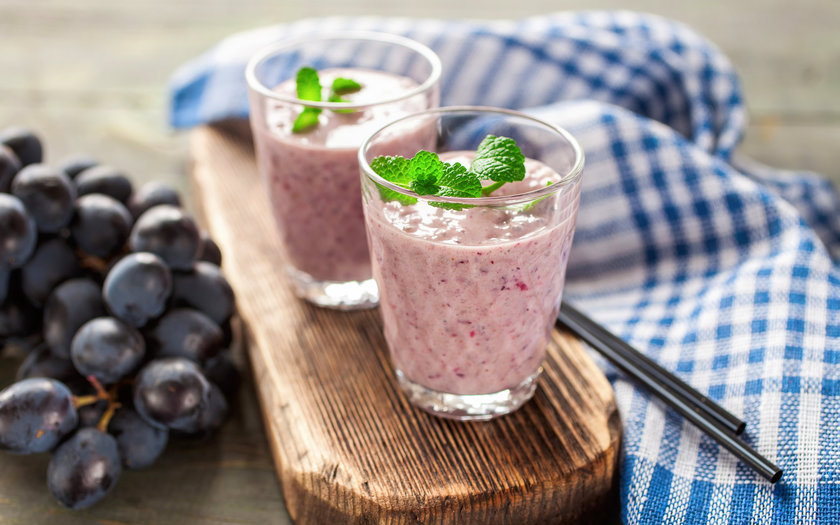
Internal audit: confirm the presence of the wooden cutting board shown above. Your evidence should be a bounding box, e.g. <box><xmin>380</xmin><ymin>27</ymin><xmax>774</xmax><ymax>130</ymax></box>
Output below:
<box><xmin>189</xmin><ymin>122</ymin><xmax>621</xmax><ymax>524</ymax></box>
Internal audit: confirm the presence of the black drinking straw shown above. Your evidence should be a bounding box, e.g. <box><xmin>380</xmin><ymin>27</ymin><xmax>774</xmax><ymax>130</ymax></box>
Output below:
<box><xmin>559</xmin><ymin>302</ymin><xmax>745</xmax><ymax>435</ymax></box>
<box><xmin>557</xmin><ymin>302</ymin><xmax>782</xmax><ymax>483</ymax></box>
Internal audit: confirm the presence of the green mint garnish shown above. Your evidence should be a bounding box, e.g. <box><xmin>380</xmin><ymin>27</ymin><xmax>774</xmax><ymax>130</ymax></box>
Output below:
<box><xmin>292</xmin><ymin>68</ymin><xmax>363</xmax><ymax>131</ymax></box>
<box><xmin>295</xmin><ymin>67</ymin><xmax>322</xmax><ymax>101</ymax></box>
<box><xmin>520</xmin><ymin>181</ymin><xmax>553</xmax><ymax>211</ymax></box>
<box><xmin>292</xmin><ymin>108</ymin><xmax>321</xmax><ymax>132</ymax></box>
<box><xmin>331</xmin><ymin>77</ymin><xmax>362</xmax><ymax>96</ymax></box>
<box><xmin>292</xmin><ymin>67</ymin><xmax>322</xmax><ymax>133</ymax></box>
<box><xmin>328</xmin><ymin>77</ymin><xmax>363</xmax><ymax>113</ymax></box>
<box><xmin>327</xmin><ymin>93</ymin><xmax>355</xmax><ymax>114</ymax></box>
<box><xmin>371</xmin><ymin>134</ymin><xmax>526</xmax><ymax>209</ymax></box>
<box><xmin>369</xmin><ymin>156</ymin><xmax>416</xmax><ymax>205</ymax></box>
<box><xmin>472</xmin><ymin>135</ymin><xmax>526</xmax><ymax>196</ymax></box>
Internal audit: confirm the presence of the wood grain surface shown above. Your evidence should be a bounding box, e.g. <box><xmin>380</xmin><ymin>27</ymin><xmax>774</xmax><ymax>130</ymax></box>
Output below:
<box><xmin>189</xmin><ymin>122</ymin><xmax>622</xmax><ymax>524</ymax></box>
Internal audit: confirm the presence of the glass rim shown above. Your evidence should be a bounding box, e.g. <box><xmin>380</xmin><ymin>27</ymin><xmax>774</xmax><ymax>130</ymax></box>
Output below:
<box><xmin>244</xmin><ymin>31</ymin><xmax>443</xmax><ymax>110</ymax></box>
<box><xmin>358</xmin><ymin>106</ymin><xmax>586</xmax><ymax>206</ymax></box>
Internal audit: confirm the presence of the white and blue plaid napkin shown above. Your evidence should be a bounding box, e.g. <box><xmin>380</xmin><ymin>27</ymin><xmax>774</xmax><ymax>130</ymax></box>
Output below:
<box><xmin>169</xmin><ymin>12</ymin><xmax>840</xmax><ymax>524</ymax></box>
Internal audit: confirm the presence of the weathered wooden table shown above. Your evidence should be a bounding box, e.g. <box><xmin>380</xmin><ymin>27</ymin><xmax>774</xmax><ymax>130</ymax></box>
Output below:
<box><xmin>0</xmin><ymin>1</ymin><xmax>837</xmax><ymax>523</ymax></box>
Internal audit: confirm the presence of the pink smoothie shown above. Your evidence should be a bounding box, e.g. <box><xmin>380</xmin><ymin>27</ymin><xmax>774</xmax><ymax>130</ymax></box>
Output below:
<box><xmin>252</xmin><ymin>68</ymin><xmax>433</xmax><ymax>282</ymax></box>
<box><xmin>365</xmin><ymin>154</ymin><xmax>581</xmax><ymax>395</ymax></box>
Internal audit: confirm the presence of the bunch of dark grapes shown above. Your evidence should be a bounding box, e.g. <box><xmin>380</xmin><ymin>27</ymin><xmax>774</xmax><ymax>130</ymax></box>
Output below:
<box><xmin>0</xmin><ymin>127</ymin><xmax>240</xmax><ymax>509</ymax></box>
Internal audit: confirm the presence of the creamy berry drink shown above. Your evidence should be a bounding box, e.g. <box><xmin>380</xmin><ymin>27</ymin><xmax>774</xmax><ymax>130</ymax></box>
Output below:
<box><xmin>360</xmin><ymin>108</ymin><xmax>584</xmax><ymax>420</ymax></box>
<box><xmin>255</xmin><ymin>69</ymin><xmax>431</xmax><ymax>281</ymax></box>
<box><xmin>246</xmin><ymin>34</ymin><xmax>441</xmax><ymax>309</ymax></box>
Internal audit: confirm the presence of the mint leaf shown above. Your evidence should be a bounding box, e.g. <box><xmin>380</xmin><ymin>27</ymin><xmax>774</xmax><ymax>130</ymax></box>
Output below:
<box><xmin>437</xmin><ymin>162</ymin><xmax>481</xmax><ymax>198</ymax></box>
<box><xmin>371</xmin><ymin>154</ymin><xmax>481</xmax><ymax>210</ymax></box>
<box><xmin>408</xmin><ymin>151</ymin><xmax>443</xmax><ymax>195</ymax></box>
<box><xmin>429</xmin><ymin>162</ymin><xmax>480</xmax><ymax>210</ymax></box>
<box><xmin>371</xmin><ymin>156</ymin><xmax>411</xmax><ymax>186</ymax></box>
<box><xmin>471</xmin><ymin>135</ymin><xmax>526</xmax><ymax>183</ymax></box>
<box><xmin>292</xmin><ymin>107</ymin><xmax>321</xmax><ymax>132</ymax></box>
<box><xmin>370</xmin><ymin>156</ymin><xmax>417</xmax><ymax>205</ymax></box>
<box><xmin>292</xmin><ymin>68</ymin><xmax>363</xmax><ymax>130</ymax></box>
<box><xmin>376</xmin><ymin>185</ymin><xmax>417</xmax><ymax>206</ymax></box>
<box><xmin>292</xmin><ymin>67</ymin><xmax>323</xmax><ymax>133</ymax></box>
<box><xmin>327</xmin><ymin>93</ymin><xmax>355</xmax><ymax>114</ymax></box>
<box><xmin>369</xmin><ymin>134</ymin><xmax>527</xmax><ymax>207</ymax></box>
<box><xmin>296</xmin><ymin>67</ymin><xmax>322</xmax><ymax>102</ymax></box>
<box><xmin>331</xmin><ymin>77</ymin><xmax>362</xmax><ymax>95</ymax></box>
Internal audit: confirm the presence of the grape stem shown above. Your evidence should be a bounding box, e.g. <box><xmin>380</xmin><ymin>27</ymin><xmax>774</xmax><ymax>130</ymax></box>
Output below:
<box><xmin>72</xmin><ymin>394</ymin><xmax>101</xmax><ymax>409</ymax></box>
<box><xmin>96</xmin><ymin>400</ymin><xmax>121</xmax><ymax>433</ymax></box>
<box><xmin>72</xmin><ymin>376</ymin><xmax>122</xmax><ymax>431</ymax></box>
<box><xmin>87</xmin><ymin>375</ymin><xmax>109</xmax><ymax>399</ymax></box>
<box><xmin>76</xmin><ymin>251</ymin><xmax>109</xmax><ymax>273</ymax></box>
<box><xmin>72</xmin><ymin>376</ymin><xmax>112</xmax><ymax>408</ymax></box>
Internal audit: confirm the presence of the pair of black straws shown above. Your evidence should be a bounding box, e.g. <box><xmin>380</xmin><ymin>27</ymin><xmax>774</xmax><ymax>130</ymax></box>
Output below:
<box><xmin>557</xmin><ymin>302</ymin><xmax>782</xmax><ymax>484</ymax></box>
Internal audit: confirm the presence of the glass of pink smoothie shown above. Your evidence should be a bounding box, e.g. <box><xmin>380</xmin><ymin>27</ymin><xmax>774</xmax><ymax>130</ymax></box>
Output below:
<box><xmin>359</xmin><ymin>107</ymin><xmax>585</xmax><ymax>420</ymax></box>
<box><xmin>245</xmin><ymin>33</ymin><xmax>441</xmax><ymax>309</ymax></box>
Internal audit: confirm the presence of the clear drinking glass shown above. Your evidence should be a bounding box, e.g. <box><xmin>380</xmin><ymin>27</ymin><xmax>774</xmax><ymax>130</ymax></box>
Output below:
<box><xmin>246</xmin><ymin>32</ymin><xmax>441</xmax><ymax>309</ymax></box>
<box><xmin>359</xmin><ymin>107</ymin><xmax>585</xmax><ymax>420</ymax></box>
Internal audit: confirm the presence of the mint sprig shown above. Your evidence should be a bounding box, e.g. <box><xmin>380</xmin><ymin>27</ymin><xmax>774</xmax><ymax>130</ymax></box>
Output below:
<box><xmin>295</xmin><ymin>67</ymin><xmax>322</xmax><ymax>101</ymax></box>
<box><xmin>331</xmin><ymin>77</ymin><xmax>362</xmax><ymax>96</ymax></box>
<box><xmin>292</xmin><ymin>68</ymin><xmax>363</xmax><ymax>132</ymax></box>
<box><xmin>472</xmin><ymin>135</ymin><xmax>526</xmax><ymax>196</ymax></box>
<box><xmin>292</xmin><ymin>67</ymin><xmax>322</xmax><ymax>133</ymax></box>
<box><xmin>370</xmin><ymin>134</ymin><xmax>526</xmax><ymax>209</ymax></box>
<box><xmin>369</xmin><ymin>156</ymin><xmax>416</xmax><ymax>205</ymax></box>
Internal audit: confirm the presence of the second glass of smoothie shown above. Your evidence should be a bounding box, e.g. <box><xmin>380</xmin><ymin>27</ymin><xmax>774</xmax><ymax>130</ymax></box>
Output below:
<box><xmin>359</xmin><ymin>107</ymin><xmax>585</xmax><ymax>420</ymax></box>
<box><xmin>246</xmin><ymin>32</ymin><xmax>441</xmax><ymax>309</ymax></box>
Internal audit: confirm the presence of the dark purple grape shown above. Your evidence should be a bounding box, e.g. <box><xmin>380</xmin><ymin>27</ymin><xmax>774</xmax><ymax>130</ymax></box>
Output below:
<box><xmin>0</xmin><ymin>378</ymin><xmax>78</xmax><ymax>454</ymax></box>
<box><xmin>57</xmin><ymin>154</ymin><xmax>98</xmax><ymax>180</ymax></box>
<box><xmin>77</xmin><ymin>400</ymin><xmax>108</xmax><ymax>428</ymax></box>
<box><xmin>47</xmin><ymin>427</ymin><xmax>122</xmax><ymax>509</ymax></box>
<box><xmin>70</xmin><ymin>194</ymin><xmax>132</xmax><ymax>259</ymax></box>
<box><xmin>0</xmin><ymin>284</ymin><xmax>41</xmax><ymax>342</ymax></box>
<box><xmin>75</xmin><ymin>165</ymin><xmax>133</xmax><ymax>203</ymax></box>
<box><xmin>172</xmin><ymin>382</ymin><xmax>228</xmax><ymax>435</ymax></box>
<box><xmin>197</xmin><ymin>382</ymin><xmax>228</xmax><ymax>431</ymax></box>
<box><xmin>70</xmin><ymin>317</ymin><xmax>145</xmax><ymax>384</ymax></box>
<box><xmin>11</xmin><ymin>164</ymin><xmax>76</xmax><ymax>233</ymax></box>
<box><xmin>43</xmin><ymin>278</ymin><xmax>105</xmax><ymax>359</ymax></box>
<box><xmin>108</xmin><ymin>408</ymin><xmax>168</xmax><ymax>469</ymax></box>
<box><xmin>0</xmin><ymin>265</ymin><xmax>8</xmax><ymax>304</ymax></box>
<box><xmin>145</xmin><ymin>308</ymin><xmax>222</xmax><ymax>363</ymax></box>
<box><xmin>128</xmin><ymin>182</ymin><xmax>181</xmax><ymax>219</ymax></box>
<box><xmin>0</xmin><ymin>193</ymin><xmax>37</xmax><ymax>268</ymax></box>
<box><xmin>202</xmin><ymin>351</ymin><xmax>240</xmax><ymax>401</ymax></box>
<box><xmin>129</xmin><ymin>205</ymin><xmax>200</xmax><ymax>270</ymax></box>
<box><xmin>0</xmin><ymin>145</ymin><xmax>21</xmax><ymax>193</ymax></box>
<box><xmin>20</xmin><ymin>237</ymin><xmax>82</xmax><ymax>306</ymax></box>
<box><xmin>133</xmin><ymin>357</ymin><xmax>210</xmax><ymax>430</ymax></box>
<box><xmin>172</xmin><ymin>262</ymin><xmax>235</xmax><ymax>325</ymax></box>
<box><xmin>102</xmin><ymin>252</ymin><xmax>171</xmax><ymax>327</ymax></box>
<box><xmin>0</xmin><ymin>127</ymin><xmax>43</xmax><ymax>167</ymax></box>
<box><xmin>16</xmin><ymin>343</ymin><xmax>79</xmax><ymax>384</ymax></box>
<box><xmin>197</xmin><ymin>232</ymin><xmax>222</xmax><ymax>266</ymax></box>
<box><xmin>220</xmin><ymin>317</ymin><xmax>233</xmax><ymax>347</ymax></box>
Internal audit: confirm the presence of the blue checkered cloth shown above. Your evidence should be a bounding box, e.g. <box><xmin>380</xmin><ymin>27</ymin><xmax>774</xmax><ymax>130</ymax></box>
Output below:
<box><xmin>169</xmin><ymin>12</ymin><xmax>840</xmax><ymax>524</ymax></box>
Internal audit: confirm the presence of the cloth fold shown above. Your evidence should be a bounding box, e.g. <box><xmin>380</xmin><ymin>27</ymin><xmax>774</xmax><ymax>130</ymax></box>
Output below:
<box><xmin>169</xmin><ymin>11</ymin><xmax>840</xmax><ymax>524</ymax></box>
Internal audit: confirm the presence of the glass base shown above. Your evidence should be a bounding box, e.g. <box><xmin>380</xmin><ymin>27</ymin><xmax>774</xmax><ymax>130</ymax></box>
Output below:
<box><xmin>286</xmin><ymin>266</ymin><xmax>379</xmax><ymax>310</ymax></box>
<box><xmin>395</xmin><ymin>368</ymin><xmax>541</xmax><ymax>421</ymax></box>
